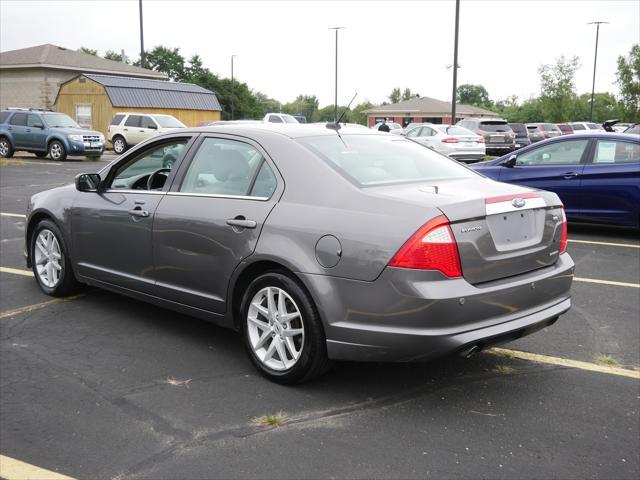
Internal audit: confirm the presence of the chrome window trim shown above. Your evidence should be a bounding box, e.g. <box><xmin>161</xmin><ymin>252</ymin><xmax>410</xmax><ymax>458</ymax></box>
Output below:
<box><xmin>166</xmin><ymin>191</ymin><xmax>269</xmax><ymax>201</ymax></box>
<box><xmin>103</xmin><ymin>189</ymin><xmax>166</xmax><ymax>195</ymax></box>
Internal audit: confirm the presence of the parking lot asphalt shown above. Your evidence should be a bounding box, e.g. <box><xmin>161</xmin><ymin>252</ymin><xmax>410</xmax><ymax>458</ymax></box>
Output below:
<box><xmin>1</xmin><ymin>156</ymin><xmax>638</xmax><ymax>479</ymax></box>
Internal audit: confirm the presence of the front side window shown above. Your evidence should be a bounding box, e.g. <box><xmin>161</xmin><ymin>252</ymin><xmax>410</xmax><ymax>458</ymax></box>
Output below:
<box><xmin>516</xmin><ymin>139</ymin><xmax>588</xmax><ymax>166</ymax></box>
<box><xmin>154</xmin><ymin>116</ymin><xmax>185</xmax><ymax>128</ymax></box>
<box><xmin>298</xmin><ymin>135</ymin><xmax>476</xmax><ymax>186</ymax></box>
<box><xmin>419</xmin><ymin>127</ymin><xmax>437</xmax><ymax>137</ymax></box>
<box><xmin>268</xmin><ymin>115</ymin><xmax>283</xmax><ymax>123</ymax></box>
<box><xmin>593</xmin><ymin>140</ymin><xmax>639</xmax><ymax>164</ymax></box>
<box><xmin>109</xmin><ymin>139</ymin><xmax>188</xmax><ymax>190</ymax></box>
<box><xmin>180</xmin><ymin>138</ymin><xmax>266</xmax><ymax>196</ymax></box>
<box><xmin>140</xmin><ymin>116</ymin><xmax>157</xmax><ymax>129</ymax></box>
<box><xmin>27</xmin><ymin>114</ymin><xmax>43</xmax><ymax>127</ymax></box>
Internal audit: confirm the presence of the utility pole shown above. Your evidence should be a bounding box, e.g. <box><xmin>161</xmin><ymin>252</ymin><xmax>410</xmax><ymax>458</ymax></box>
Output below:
<box><xmin>588</xmin><ymin>21</ymin><xmax>608</xmax><ymax>122</ymax></box>
<box><xmin>139</xmin><ymin>0</ymin><xmax>145</xmax><ymax>68</ymax></box>
<box><xmin>450</xmin><ymin>0</ymin><xmax>460</xmax><ymax>125</ymax></box>
<box><xmin>329</xmin><ymin>27</ymin><xmax>344</xmax><ymax>122</ymax></box>
<box><xmin>231</xmin><ymin>55</ymin><xmax>237</xmax><ymax>120</ymax></box>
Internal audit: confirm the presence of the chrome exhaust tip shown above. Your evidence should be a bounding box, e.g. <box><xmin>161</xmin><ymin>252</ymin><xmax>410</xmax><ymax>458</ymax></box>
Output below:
<box><xmin>459</xmin><ymin>344</ymin><xmax>482</xmax><ymax>359</ymax></box>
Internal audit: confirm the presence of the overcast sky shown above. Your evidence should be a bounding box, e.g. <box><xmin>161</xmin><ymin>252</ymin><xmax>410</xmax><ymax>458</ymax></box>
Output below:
<box><xmin>1</xmin><ymin>0</ymin><xmax>638</xmax><ymax>107</ymax></box>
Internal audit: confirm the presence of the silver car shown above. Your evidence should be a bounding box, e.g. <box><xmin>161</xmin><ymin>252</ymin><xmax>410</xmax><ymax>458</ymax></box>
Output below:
<box><xmin>404</xmin><ymin>123</ymin><xmax>486</xmax><ymax>163</ymax></box>
<box><xmin>24</xmin><ymin>124</ymin><xmax>574</xmax><ymax>383</ymax></box>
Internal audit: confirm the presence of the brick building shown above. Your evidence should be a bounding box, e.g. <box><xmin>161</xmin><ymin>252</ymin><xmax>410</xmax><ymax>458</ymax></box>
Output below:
<box><xmin>363</xmin><ymin>96</ymin><xmax>497</xmax><ymax>127</ymax></box>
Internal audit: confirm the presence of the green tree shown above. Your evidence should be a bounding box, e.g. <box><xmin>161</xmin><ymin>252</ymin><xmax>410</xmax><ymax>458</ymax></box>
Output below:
<box><xmin>402</xmin><ymin>88</ymin><xmax>413</xmax><ymax>101</ymax></box>
<box><xmin>104</xmin><ymin>50</ymin><xmax>126</xmax><ymax>63</ymax></box>
<box><xmin>616</xmin><ymin>44</ymin><xmax>640</xmax><ymax>122</ymax></box>
<box><xmin>457</xmin><ymin>84</ymin><xmax>491</xmax><ymax>107</ymax></box>
<box><xmin>144</xmin><ymin>46</ymin><xmax>186</xmax><ymax>81</ymax></box>
<box><xmin>574</xmin><ymin>92</ymin><xmax>623</xmax><ymax>122</ymax></box>
<box><xmin>79</xmin><ymin>47</ymin><xmax>98</xmax><ymax>56</ymax></box>
<box><xmin>351</xmin><ymin>101</ymin><xmax>375</xmax><ymax>125</ymax></box>
<box><xmin>254</xmin><ymin>92</ymin><xmax>281</xmax><ymax>117</ymax></box>
<box><xmin>538</xmin><ymin>55</ymin><xmax>580</xmax><ymax>122</ymax></box>
<box><xmin>282</xmin><ymin>95</ymin><xmax>319</xmax><ymax>121</ymax></box>
<box><xmin>389</xmin><ymin>88</ymin><xmax>401</xmax><ymax>104</ymax></box>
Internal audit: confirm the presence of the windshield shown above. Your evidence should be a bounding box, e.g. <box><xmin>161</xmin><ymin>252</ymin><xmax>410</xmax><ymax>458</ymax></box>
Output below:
<box><xmin>436</xmin><ymin>125</ymin><xmax>474</xmax><ymax>136</ymax></box>
<box><xmin>298</xmin><ymin>135</ymin><xmax>477</xmax><ymax>186</ymax></box>
<box><xmin>281</xmin><ymin>114</ymin><xmax>299</xmax><ymax>124</ymax></box>
<box><xmin>155</xmin><ymin>116</ymin><xmax>186</xmax><ymax>128</ymax></box>
<box><xmin>43</xmin><ymin>113</ymin><xmax>79</xmax><ymax>128</ymax></box>
<box><xmin>479</xmin><ymin>121</ymin><xmax>512</xmax><ymax>133</ymax></box>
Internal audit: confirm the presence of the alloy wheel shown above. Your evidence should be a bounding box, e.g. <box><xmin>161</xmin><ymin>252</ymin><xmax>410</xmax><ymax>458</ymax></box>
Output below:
<box><xmin>34</xmin><ymin>229</ymin><xmax>63</xmax><ymax>288</ymax></box>
<box><xmin>247</xmin><ymin>286</ymin><xmax>305</xmax><ymax>371</ymax></box>
<box><xmin>114</xmin><ymin>138</ymin><xmax>125</xmax><ymax>154</ymax></box>
<box><xmin>0</xmin><ymin>140</ymin><xmax>8</xmax><ymax>156</ymax></box>
<box><xmin>50</xmin><ymin>143</ymin><xmax>62</xmax><ymax>160</ymax></box>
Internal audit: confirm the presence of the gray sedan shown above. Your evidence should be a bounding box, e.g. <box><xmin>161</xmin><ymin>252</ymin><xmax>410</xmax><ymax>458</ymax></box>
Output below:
<box><xmin>24</xmin><ymin>124</ymin><xmax>574</xmax><ymax>383</ymax></box>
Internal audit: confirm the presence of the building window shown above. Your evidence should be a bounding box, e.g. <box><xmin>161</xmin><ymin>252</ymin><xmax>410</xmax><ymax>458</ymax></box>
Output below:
<box><xmin>421</xmin><ymin>117</ymin><xmax>443</xmax><ymax>124</ymax></box>
<box><xmin>76</xmin><ymin>104</ymin><xmax>92</xmax><ymax>128</ymax></box>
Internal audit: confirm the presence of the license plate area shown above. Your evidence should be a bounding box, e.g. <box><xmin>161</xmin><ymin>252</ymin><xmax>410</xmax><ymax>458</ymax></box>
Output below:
<box><xmin>490</xmin><ymin>136</ymin><xmax>503</xmax><ymax>143</ymax></box>
<box><xmin>487</xmin><ymin>209</ymin><xmax>545</xmax><ymax>251</ymax></box>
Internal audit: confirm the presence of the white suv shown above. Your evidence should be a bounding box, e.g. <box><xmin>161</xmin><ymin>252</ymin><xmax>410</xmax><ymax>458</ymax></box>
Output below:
<box><xmin>108</xmin><ymin>112</ymin><xmax>186</xmax><ymax>154</ymax></box>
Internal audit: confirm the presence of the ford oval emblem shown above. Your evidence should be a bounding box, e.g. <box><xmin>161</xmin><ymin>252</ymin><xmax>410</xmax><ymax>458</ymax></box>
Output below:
<box><xmin>512</xmin><ymin>198</ymin><xmax>526</xmax><ymax>208</ymax></box>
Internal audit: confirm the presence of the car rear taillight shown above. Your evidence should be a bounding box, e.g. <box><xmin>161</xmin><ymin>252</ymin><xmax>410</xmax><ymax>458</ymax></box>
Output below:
<box><xmin>441</xmin><ymin>137</ymin><xmax>459</xmax><ymax>143</ymax></box>
<box><xmin>559</xmin><ymin>207</ymin><xmax>568</xmax><ymax>254</ymax></box>
<box><xmin>388</xmin><ymin>215</ymin><xmax>462</xmax><ymax>278</ymax></box>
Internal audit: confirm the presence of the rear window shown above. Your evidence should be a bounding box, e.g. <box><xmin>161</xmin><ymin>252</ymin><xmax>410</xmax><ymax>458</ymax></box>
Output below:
<box><xmin>587</xmin><ymin>123</ymin><xmax>601</xmax><ymax>130</ymax></box>
<box><xmin>571</xmin><ymin>124</ymin><xmax>586</xmax><ymax>130</ymax></box>
<box><xmin>0</xmin><ymin>111</ymin><xmax>10</xmax><ymax>124</ymax></box>
<box><xmin>111</xmin><ymin>114</ymin><xmax>125</xmax><ymax>126</ymax></box>
<box><xmin>479</xmin><ymin>121</ymin><xmax>512</xmax><ymax>133</ymax></box>
<box><xmin>557</xmin><ymin>124</ymin><xmax>572</xmax><ymax>132</ymax></box>
<box><xmin>509</xmin><ymin>123</ymin><xmax>526</xmax><ymax>133</ymax></box>
<box><xmin>297</xmin><ymin>135</ymin><xmax>477</xmax><ymax>186</ymax></box>
<box><xmin>542</xmin><ymin>124</ymin><xmax>559</xmax><ymax>132</ymax></box>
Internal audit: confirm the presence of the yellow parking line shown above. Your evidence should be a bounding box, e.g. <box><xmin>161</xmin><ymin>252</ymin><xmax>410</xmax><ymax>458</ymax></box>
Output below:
<box><xmin>489</xmin><ymin>348</ymin><xmax>640</xmax><ymax>379</ymax></box>
<box><xmin>0</xmin><ymin>267</ymin><xmax>33</xmax><ymax>277</ymax></box>
<box><xmin>574</xmin><ymin>277</ymin><xmax>639</xmax><ymax>289</ymax></box>
<box><xmin>0</xmin><ymin>454</ymin><xmax>75</xmax><ymax>480</ymax></box>
<box><xmin>0</xmin><ymin>212</ymin><xmax>26</xmax><ymax>218</ymax></box>
<box><xmin>568</xmin><ymin>239</ymin><xmax>640</xmax><ymax>249</ymax></box>
<box><xmin>0</xmin><ymin>295</ymin><xmax>83</xmax><ymax>320</ymax></box>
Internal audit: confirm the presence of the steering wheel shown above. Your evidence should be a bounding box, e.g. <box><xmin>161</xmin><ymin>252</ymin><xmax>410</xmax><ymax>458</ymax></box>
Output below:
<box><xmin>146</xmin><ymin>168</ymin><xmax>171</xmax><ymax>190</ymax></box>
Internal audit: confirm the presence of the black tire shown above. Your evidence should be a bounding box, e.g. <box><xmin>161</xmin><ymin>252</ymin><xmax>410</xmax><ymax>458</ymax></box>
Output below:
<box><xmin>112</xmin><ymin>135</ymin><xmax>127</xmax><ymax>154</ymax></box>
<box><xmin>30</xmin><ymin>219</ymin><xmax>83</xmax><ymax>297</ymax></box>
<box><xmin>240</xmin><ymin>271</ymin><xmax>331</xmax><ymax>384</ymax></box>
<box><xmin>0</xmin><ymin>136</ymin><xmax>14</xmax><ymax>158</ymax></box>
<box><xmin>48</xmin><ymin>140</ymin><xmax>67</xmax><ymax>161</ymax></box>
<box><xmin>35</xmin><ymin>152</ymin><xmax>48</xmax><ymax>158</ymax></box>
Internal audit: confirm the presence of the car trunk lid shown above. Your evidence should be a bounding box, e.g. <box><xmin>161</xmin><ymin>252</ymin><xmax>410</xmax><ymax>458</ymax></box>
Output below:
<box><xmin>370</xmin><ymin>179</ymin><xmax>564</xmax><ymax>284</ymax></box>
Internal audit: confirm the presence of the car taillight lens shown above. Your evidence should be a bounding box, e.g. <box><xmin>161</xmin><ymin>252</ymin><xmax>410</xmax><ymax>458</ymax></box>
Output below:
<box><xmin>441</xmin><ymin>137</ymin><xmax>459</xmax><ymax>143</ymax></box>
<box><xmin>388</xmin><ymin>215</ymin><xmax>462</xmax><ymax>278</ymax></box>
<box><xmin>559</xmin><ymin>207</ymin><xmax>568</xmax><ymax>254</ymax></box>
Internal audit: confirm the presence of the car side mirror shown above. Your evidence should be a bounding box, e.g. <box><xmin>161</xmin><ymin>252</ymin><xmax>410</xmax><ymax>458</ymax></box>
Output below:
<box><xmin>33</xmin><ymin>123</ymin><xmax>45</xmax><ymax>129</ymax></box>
<box><xmin>75</xmin><ymin>173</ymin><xmax>101</xmax><ymax>192</ymax></box>
<box><xmin>148</xmin><ymin>124</ymin><xmax>158</xmax><ymax>130</ymax></box>
<box><xmin>501</xmin><ymin>154</ymin><xmax>517</xmax><ymax>168</ymax></box>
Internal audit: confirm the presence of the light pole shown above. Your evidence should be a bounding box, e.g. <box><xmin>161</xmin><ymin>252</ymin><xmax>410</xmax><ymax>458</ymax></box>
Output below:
<box><xmin>231</xmin><ymin>54</ymin><xmax>237</xmax><ymax>120</ymax></box>
<box><xmin>139</xmin><ymin>0</ymin><xmax>145</xmax><ymax>68</ymax></box>
<box><xmin>588</xmin><ymin>21</ymin><xmax>608</xmax><ymax>122</ymax></box>
<box><xmin>329</xmin><ymin>27</ymin><xmax>344</xmax><ymax>122</ymax></box>
<box><xmin>450</xmin><ymin>0</ymin><xmax>460</xmax><ymax>125</ymax></box>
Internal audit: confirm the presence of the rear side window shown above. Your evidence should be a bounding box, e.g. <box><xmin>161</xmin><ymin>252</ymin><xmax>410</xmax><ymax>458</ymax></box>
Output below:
<box><xmin>9</xmin><ymin>113</ymin><xmax>27</xmax><ymax>126</ymax></box>
<box><xmin>0</xmin><ymin>112</ymin><xmax>10</xmax><ymax>124</ymax></box>
<box><xmin>250</xmin><ymin>161</ymin><xmax>277</xmax><ymax>198</ymax></box>
<box><xmin>298</xmin><ymin>135</ymin><xmax>476</xmax><ymax>186</ymax></box>
<box><xmin>124</xmin><ymin>115</ymin><xmax>141</xmax><ymax>127</ymax></box>
<box><xmin>479</xmin><ymin>121</ymin><xmax>511</xmax><ymax>133</ymax></box>
<box><xmin>180</xmin><ymin>138</ymin><xmax>263</xmax><ymax>196</ymax></box>
<box><xmin>594</xmin><ymin>140</ymin><xmax>639</xmax><ymax>164</ymax></box>
<box><xmin>111</xmin><ymin>114</ymin><xmax>125</xmax><ymax>126</ymax></box>
<box><xmin>516</xmin><ymin>139</ymin><xmax>588</xmax><ymax>166</ymax></box>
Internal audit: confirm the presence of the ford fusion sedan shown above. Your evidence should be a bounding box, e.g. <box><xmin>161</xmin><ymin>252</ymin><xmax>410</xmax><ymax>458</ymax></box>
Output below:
<box><xmin>25</xmin><ymin>124</ymin><xmax>574</xmax><ymax>383</ymax></box>
<box><xmin>404</xmin><ymin>123</ymin><xmax>486</xmax><ymax>163</ymax></box>
<box><xmin>472</xmin><ymin>133</ymin><xmax>640</xmax><ymax>228</ymax></box>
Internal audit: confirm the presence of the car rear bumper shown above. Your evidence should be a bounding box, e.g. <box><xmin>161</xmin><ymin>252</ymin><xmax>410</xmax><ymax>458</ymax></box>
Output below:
<box><xmin>299</xmin><ymin>253</ymin><xmax>574</xmax><ymax>362</ymax></box>
<box><xmin>485</xmin><ymin>144</ymin><xmax>515</xmax><ymax>152</ymax></box>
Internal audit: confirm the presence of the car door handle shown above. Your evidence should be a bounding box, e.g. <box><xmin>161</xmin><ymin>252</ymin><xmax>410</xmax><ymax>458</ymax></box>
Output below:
<box><xmin>562</xmin><ymin>172</ymin><xmax>579</xmax><ymax>179</ymax></box>
<box><xmin>226</xmin><ymin>218</ymin><xmax>257</xmax><ymax>229</ymax></box>
<box><xmin>128</xmin><ymin>207</ymin><xmax>149</xmax><ymax>218</ymax></box>
<box><xmin>124</xmin><ymin>128</ymin><xmax>128</xmax><ymax>131</ymax></box>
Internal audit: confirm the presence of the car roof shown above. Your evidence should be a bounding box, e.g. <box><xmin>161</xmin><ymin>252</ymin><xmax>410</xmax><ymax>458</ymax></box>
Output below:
<box><xmin>166</xmin><ymin>123</ymin><xmax>384</xmax><ymax>139</ymax></box>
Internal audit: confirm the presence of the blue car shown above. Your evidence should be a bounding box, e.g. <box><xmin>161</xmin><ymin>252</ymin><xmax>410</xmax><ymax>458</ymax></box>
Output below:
<box><xmin>471</xmin><ymin>133</ymin><xmax>640</xmax><ymax>228</ymax></box>
<box><xmin>0</xmin><ymin>109</ymin><xmax>105</xmax><ymax>161</ymax></box>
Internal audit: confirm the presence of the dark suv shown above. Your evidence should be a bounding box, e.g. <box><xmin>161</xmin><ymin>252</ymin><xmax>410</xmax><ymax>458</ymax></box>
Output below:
<box><xmin>0</xmin><ymin>109</ymin><xmax>105</xmax><ymax>161</ymax></box>
<box><xmin>508</xmin><ymin>123</ymin><xmax>531</xmax><ymax>149</ymax></box>
<box><xmin>456</xmin><ymin>118</ymin><xmax>515</xmax><ymax>154</ymax></box>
